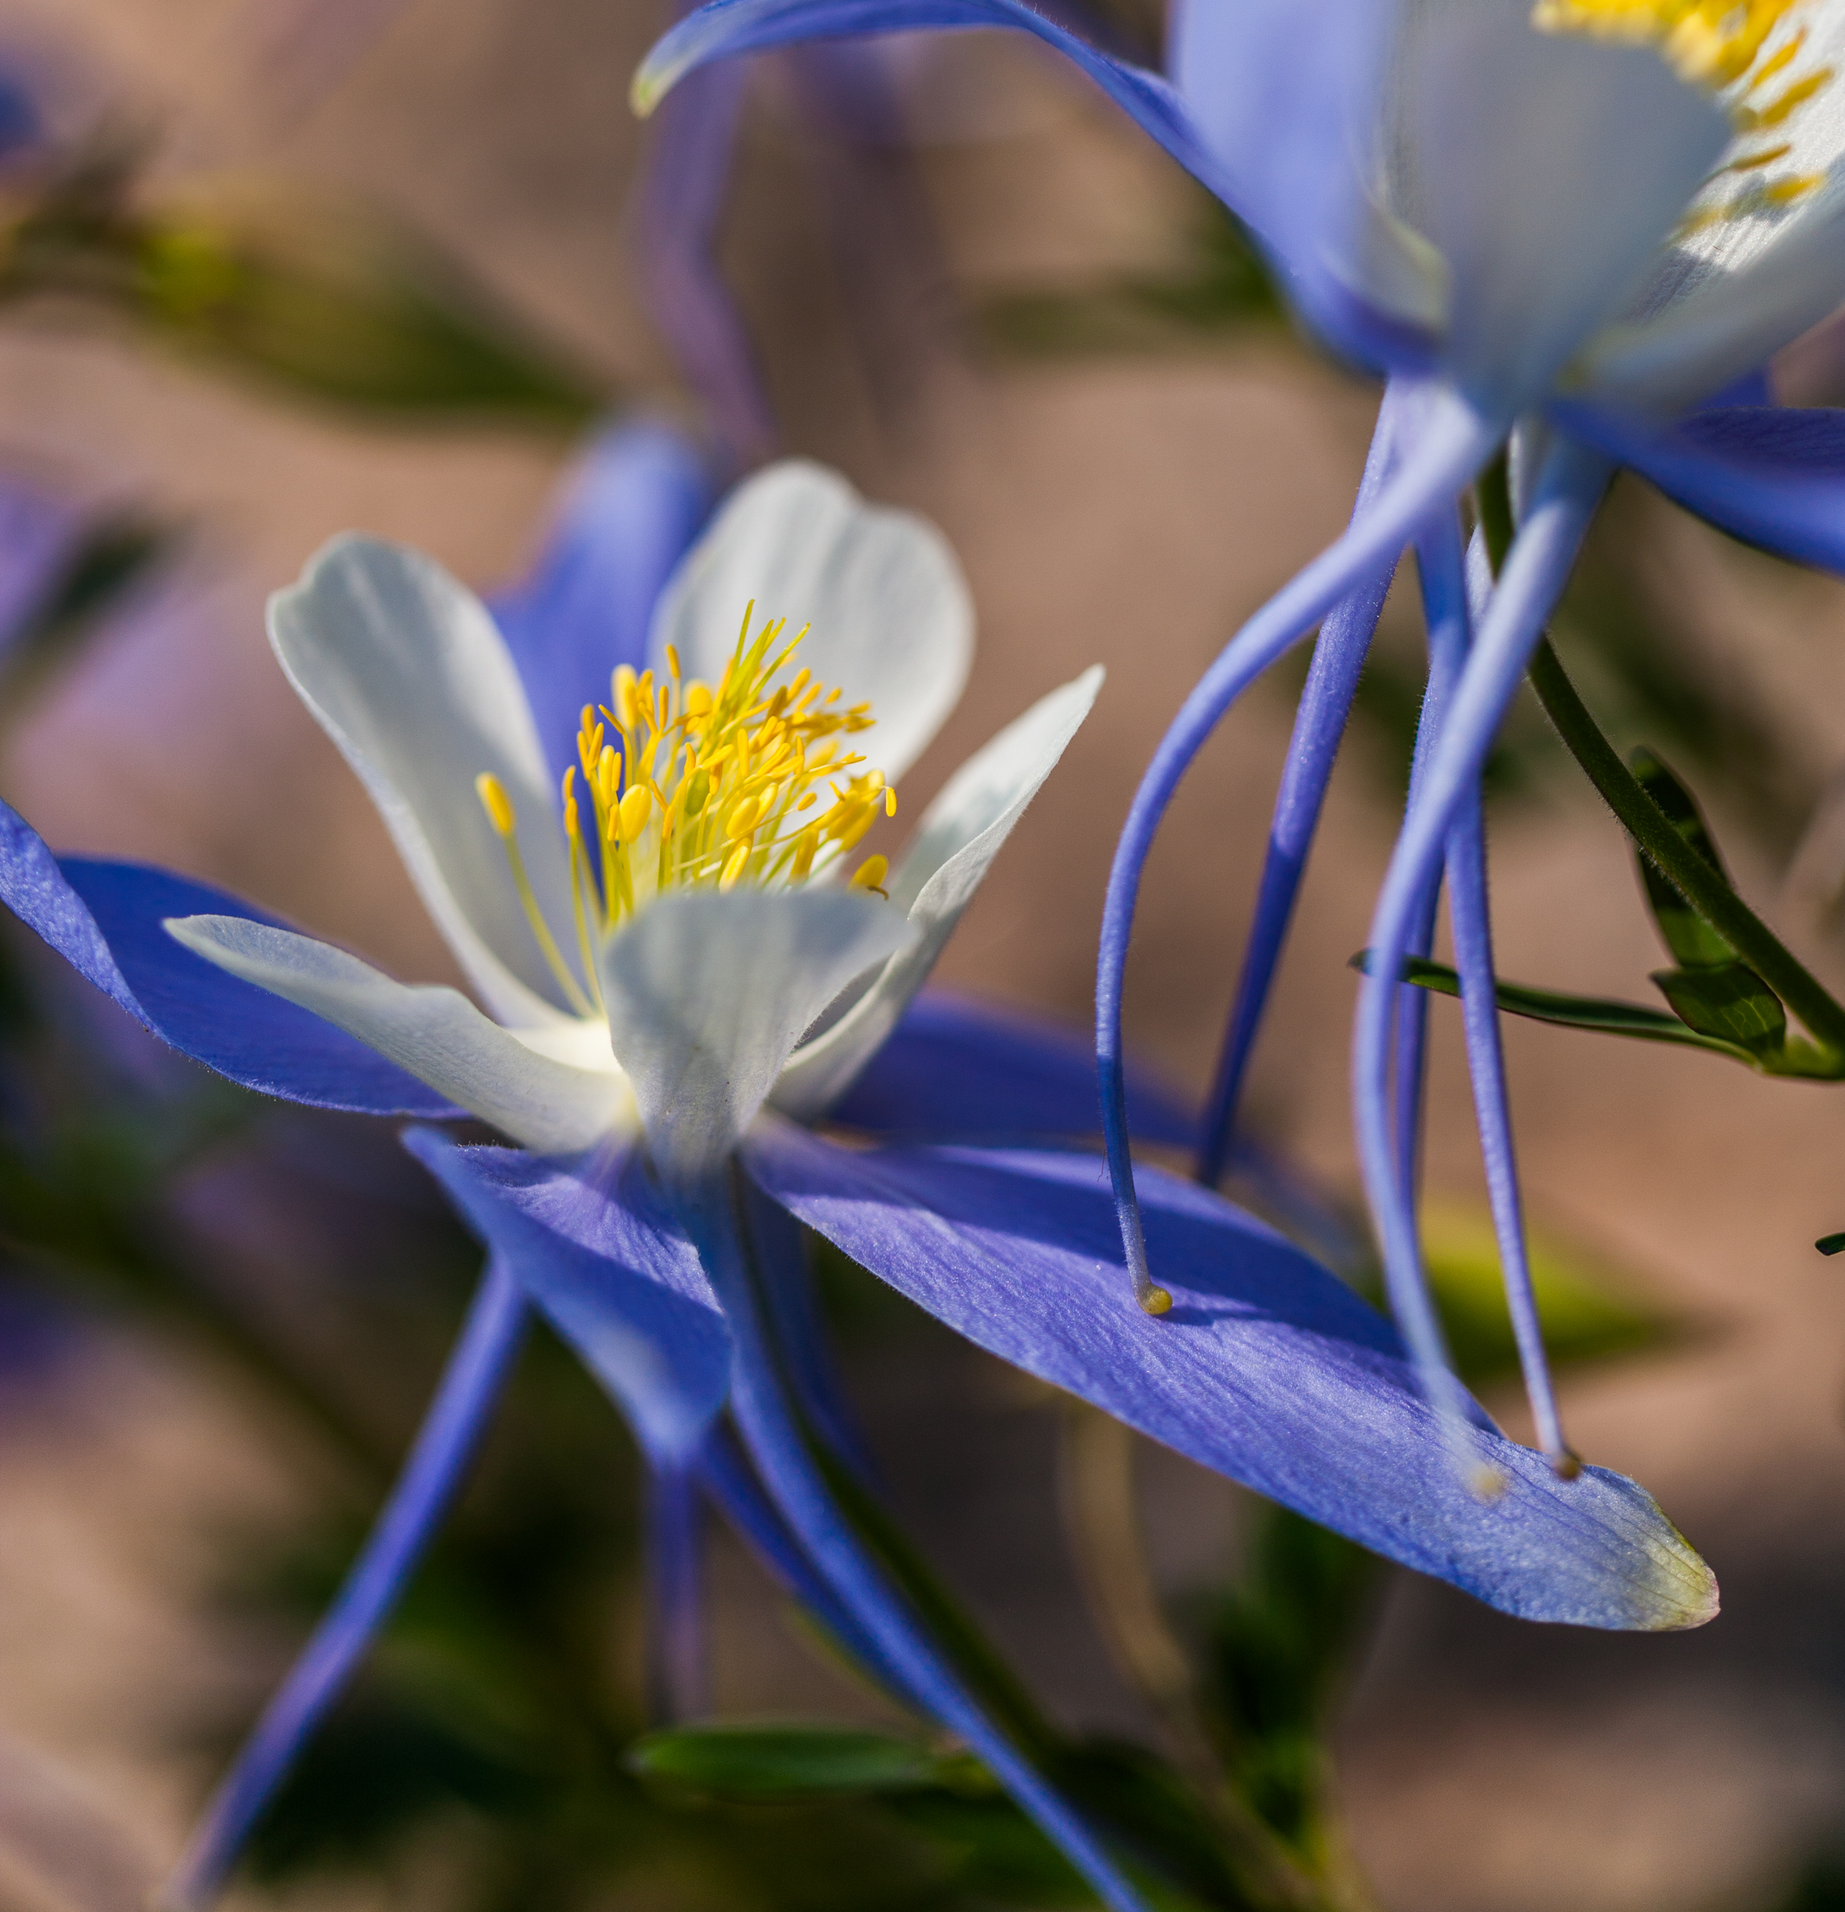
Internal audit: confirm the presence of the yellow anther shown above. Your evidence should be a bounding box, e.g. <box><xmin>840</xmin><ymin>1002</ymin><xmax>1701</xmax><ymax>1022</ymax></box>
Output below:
<box><xmin>618</xmin><ymin>784</ymin><xmax>653</xmax><ymax>843</ymax></box>
<box><xmin>612</xmin><ymin>664</ymin><xmax>640</xmax><ymax>732</ymax></box>
<box><xmin>501</xmin><ymin>603</ymin><xmax>902</xmax><ymax>945</ymax></box>
<box><xmin>1720</xmin><ymin>138</ymin><xmax>1794</xmax><ymax>169</ymax></box>
<box><xmin>1747</xmin><ymin>65</ymin><xmax>1829</xmax><ymax>124</ymax></box>
<box><xmin>1139</xmin><ymin>1287</ymin><xmax>1173</xmax><ymax>1317</ymax></box>
<box><xmin>476</xmin><ymin>772</ymin><xmax>516</xmax><ymax>837</ymax></box>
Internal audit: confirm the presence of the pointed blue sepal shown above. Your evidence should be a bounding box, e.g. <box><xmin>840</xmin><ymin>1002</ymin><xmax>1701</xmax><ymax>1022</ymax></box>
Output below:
<box><xmin>743</xmin><ymin>1127</ymin><xmax>1718</xmax><ymax>1632</ymax></box>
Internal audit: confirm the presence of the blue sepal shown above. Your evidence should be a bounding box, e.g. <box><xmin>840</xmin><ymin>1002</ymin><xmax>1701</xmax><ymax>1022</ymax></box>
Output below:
<box><xmin>1553</xmin><ymin>400</ymin><xmax>1845</xmax><ymax>574</ymax></box>
<box><xmin>0</xmin><ymin>804</ymin><xmax>462</xmax><ymax>1116</ymax></box>
<box><xmin>490</xmin><ymin>418</ymin><xmax>713</xmax><ymax>784</ymax></box>
<box><xmin>404</xmin><ymin>1131</ymin><xmax>732</xmax><ymax>1465</ymax></box>
<box><xmin>743</xmin><ymin>1126</ymin><xmax>1719</xmax><ymax>1632</ymax></box>
<box><xmin>828</xmin><ymin>989</ymin><xmax>1195</xmax><ymax>1146</ymax></box>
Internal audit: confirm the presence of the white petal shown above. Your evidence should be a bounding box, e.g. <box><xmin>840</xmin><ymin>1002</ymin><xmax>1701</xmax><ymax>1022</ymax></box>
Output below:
<box><xmin>166</xmin><ymin>914</ymin><xmax>631</xmax><ymax>1155</ymax></box>
<box><xmin>1580</xmin><ymin>191</ymin><xmax>1845</xmax><ymax>409</ymax></box>
<box><xmin>598</xmin><ymin>889</ymin><xmax>915</xmax><ymax>1181</ymax></box>
<box><xmin>270</xmin><ymin>535</ymin><xmax>583</xmax><ymax>1028</ymax></box>
<box><xmin>772</xmin><ymin>667</ymin><xmax>1101</xmax><ymax>1121</ymax></box>
<box><xmin>648</xmin><ymin>462</ymin><xmax>973</xmax><ymax>783</ymax></box>
<box><xmin>1388</xmin><ymin>1</ymin><xmax>1729</xmax><ymax>410</ymax></box>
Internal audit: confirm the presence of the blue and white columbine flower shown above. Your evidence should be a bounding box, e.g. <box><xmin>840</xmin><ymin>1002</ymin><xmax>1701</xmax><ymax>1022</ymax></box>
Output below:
<box><xmin>637</xmin><ymin>0</ymin><xmax>1845</xmax><ymax>1473</ymax></box>
<box><xmin>0</xmin><ymin>425</ymin><xmax>1717</xmax><ymax>1912</ymax></box>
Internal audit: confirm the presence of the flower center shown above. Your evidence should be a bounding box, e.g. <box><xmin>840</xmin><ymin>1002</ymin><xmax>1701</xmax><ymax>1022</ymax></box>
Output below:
<box><xmin>1532</xmin><ymin>0</ymin><xmax>1834</xmax><ymax>224</ymax></box>
<box><xmin>476</xmin><ymin>604</ymin><xmax>896</xmax><ymax>1019</ymax></box>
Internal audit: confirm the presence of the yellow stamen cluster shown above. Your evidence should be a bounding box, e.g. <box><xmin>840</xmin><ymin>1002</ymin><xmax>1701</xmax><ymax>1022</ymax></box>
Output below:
<box><xmin>477</xmin><ymin>604</ymin><xmax>897</xmax><ymax>1014</ymax></box>
<box><xmin>1532</xmin><ymin>0</ymin><xmax>1833</xmax><ymax>222</ymax></box>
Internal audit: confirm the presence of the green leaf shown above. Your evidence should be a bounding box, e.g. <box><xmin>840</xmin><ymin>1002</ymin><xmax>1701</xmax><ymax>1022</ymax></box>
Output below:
<box><xmin>1816</xmin><ymin>1234</ymin><xmax>1845</xmax><ymax>1257</ymax></box>
<box><xmin>126</xmin><ymin>208</ymin><xmax>603</xmax><ymax>424</ymax></box>
<box><xmin>885</xmin><ymin>1791</ymin><xmax>1096</xmax><ymax>1906</ymax></box>
<box><xmin>1649</xmin><ymin>959</ymin><xmax>1787</xmax><ymax>1056</ymax></box>
<box><xmin>628</xmin><ymin>1724</ymin><xmax>960</xmax><ymax>1799</ymax></box>
<box><xmin>1628</xmin><ymin>748</ymin><xmax>1740</xmax><ymax>969</ymax></box>
<box><xmin>1351</xmin><ymin>951</ymin><xmax>1754</xmax><ymax>1059</ymax></box>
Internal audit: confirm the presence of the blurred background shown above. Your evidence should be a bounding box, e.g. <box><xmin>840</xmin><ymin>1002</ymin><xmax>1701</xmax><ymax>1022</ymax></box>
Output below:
<box><xmin>1</xmin><ymin>2</ymin><xmax>1844</xmax><ymax>1909</ymax></box>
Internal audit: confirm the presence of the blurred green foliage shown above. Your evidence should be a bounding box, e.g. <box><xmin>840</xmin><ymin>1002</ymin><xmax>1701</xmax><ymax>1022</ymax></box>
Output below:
<box><xmin>1419</xmin><ymin>1204</ymin><xmax>1678</xmax><ymax>1383</ymax></box>
<box><xmin>978</xmin><ymin>198</ymin><xmax>1279</xmax><ymax>360</ymax></box>
<box><xmin>0</xmin><ymin>141</ymin><xmax>606</xmax><ymax>427</ymax></box>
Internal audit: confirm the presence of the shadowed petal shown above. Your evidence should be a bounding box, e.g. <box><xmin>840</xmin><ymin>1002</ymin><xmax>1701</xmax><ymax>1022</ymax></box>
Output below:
<box><xmin>650</xmin><ymin>461</ymin><xmax>973</xmax><ymax>783</ymax></box>
<box><xmin>491</xmin><ymin>419</ymin><xmax>714</xmax><ymax>786</ymax></box>
<box><xmin>825</xmin><ymin>988</ymin><xmax>1195</xmax><ymax>1146</ymax></box>
<box><xmin>166</xmin><ymin>915</ymin><xmax>629</xmax><ymax>1154</ymax></box>
<box><xmin>1585</xmin><ymin>200</ymin><xmax>1845</xmax><ymax>412</ymax></box>
<box><xmin>743</xmin><ymin>1127</ymin><xmax>1718</xmax><ymax>1632</ymax></box>
<box><xmin>1553</xmin><ymin>400</ymin><xmax>1845</xmax><ymax>573</ymax></box>
<box><xmin>270</xmin><ymin>535</ymin><xmax>581</xmax><ymax>1026</ymax></box>
<box><xmin>406</xmin><ymin>1132</ymin><xmax>731</xmax><ymax>1464</ymax></box>
<box><xmin>1385</xmin><ymin>13</ymin><xmax>1727</xmax><ymax>411</ymax></box>
<box><xmin>0</xmin><ymin>805</ymin><xmax>457</xmax><ymax>1114</ymax></box>
<box><xmin>600</xmin><ymin>888</ymin><xmax>914</xmax><ymax>1182</ymax></box>
<box><xmin>773</xmin><ymin>668</ymin><xmax>1099</xmax><ymax>1118</ymax></box>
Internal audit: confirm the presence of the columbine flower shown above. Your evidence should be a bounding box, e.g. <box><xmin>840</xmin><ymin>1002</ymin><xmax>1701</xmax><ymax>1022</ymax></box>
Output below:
<box><xmin>0</xmin><ymin>425</ymin><xmax>1716</xmax><ymax>1912</ymax></box>
<box><xmin>636</xmin><ymin>0</ymin><xmax>1845</xmax><ymax>1475</ymax></box>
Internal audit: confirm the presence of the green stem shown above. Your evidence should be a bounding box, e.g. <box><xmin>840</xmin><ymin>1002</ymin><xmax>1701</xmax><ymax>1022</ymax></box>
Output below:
<box><xmin>1524</xmin><ymin>639</ymin><xmax>1845</xmax><ymax>1057</ymax></box>
<box><xmin>1476</xmin><ymin>452</ymin><xmax>1845</xmax><ymax>1058</ymax></box>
